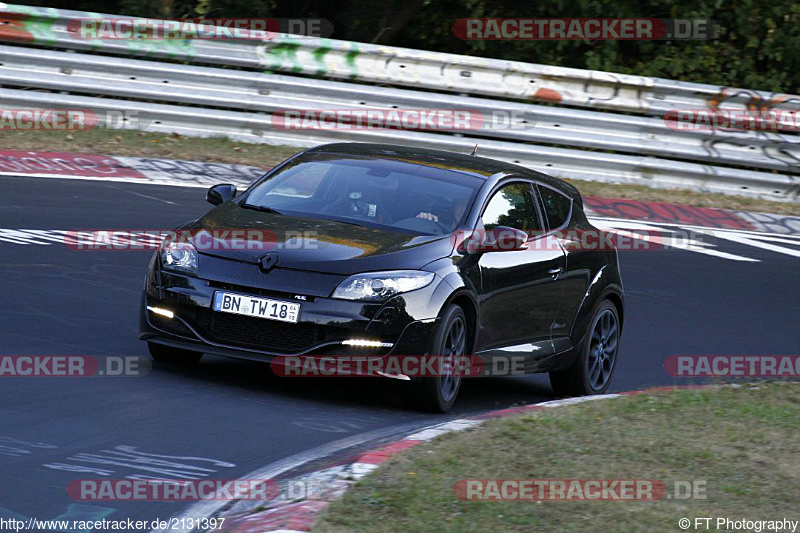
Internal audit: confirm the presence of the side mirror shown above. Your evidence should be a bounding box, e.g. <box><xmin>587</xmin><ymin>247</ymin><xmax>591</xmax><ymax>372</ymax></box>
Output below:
<box><xmin>206</xmin><ymin>184</ymin><xmax>237</xmax><ymax>205</ymax></box>
<box><xmin>499</xmin><ymin>227</ymin><xmax>530</xmax><ymax>251</ymax></box>
<box><xmin>457</xmin><ymin>226</ymin><xmax>529</xmax><ymax>253</ymax></box>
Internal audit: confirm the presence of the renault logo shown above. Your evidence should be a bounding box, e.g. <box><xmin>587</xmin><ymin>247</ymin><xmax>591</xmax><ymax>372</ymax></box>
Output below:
<box><xmin>259</xmin><ymin>252</ymin><xmax>279</xmax><ymax>272</ymax></box>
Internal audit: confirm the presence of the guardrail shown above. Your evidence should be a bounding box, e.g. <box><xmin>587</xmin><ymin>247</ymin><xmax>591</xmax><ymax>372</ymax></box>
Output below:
<box><xmin>0</xmin><ymin>4</ymin><xmax>798</xmax><ymax>201</ymax></box>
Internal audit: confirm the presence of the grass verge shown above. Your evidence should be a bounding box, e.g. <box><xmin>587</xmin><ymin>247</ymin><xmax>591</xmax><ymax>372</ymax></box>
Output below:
<box><xmin>0</xmin><ymin>130</ymin><xmax>299</xmax><ymax>169</ymax></box>
<box><xmin>316</xmin><ymin>383</ymin><xmax>800</xmax><ymax>532</ymax></box>
<box><xmin>1</xmin><ymin>130</ymin><xmax>798</xmax><ymax>216</ymax></box>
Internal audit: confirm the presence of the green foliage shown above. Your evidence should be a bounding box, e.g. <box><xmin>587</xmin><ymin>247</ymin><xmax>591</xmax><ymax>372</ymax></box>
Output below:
<box><xmin>23</xmin><ymin>0</ymin><xmax>800</xmax><ymax>92</ymax></box>
<box><xmin>393</xmin><ymin>0</ymin><xmax>800</xmax><ymax>93</ymax></box>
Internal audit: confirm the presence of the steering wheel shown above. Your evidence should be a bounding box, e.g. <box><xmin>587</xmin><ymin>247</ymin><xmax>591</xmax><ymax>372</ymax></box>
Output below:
<box><xmin>320</xmin><ymin>197</ymin><xmax>397</xmax><ymax>224</ymax></box>
<box><xmin>393</xmin><ymin>215</ymin><xmax>450</xmax><ymax>234</ymax></box>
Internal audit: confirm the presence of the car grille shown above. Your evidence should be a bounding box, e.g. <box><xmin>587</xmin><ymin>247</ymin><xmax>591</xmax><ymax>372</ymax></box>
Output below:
<box><xmin>193</xmin><ymin>309</ymin><xmax>323</xmax><ymax>354</ymax></box>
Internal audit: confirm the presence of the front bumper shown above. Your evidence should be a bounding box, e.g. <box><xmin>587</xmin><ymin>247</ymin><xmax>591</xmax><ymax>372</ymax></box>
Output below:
<box><xmin>138</xmin><ymin>258</ymin><xmax>442</xmax><ymax>363</ymax></box>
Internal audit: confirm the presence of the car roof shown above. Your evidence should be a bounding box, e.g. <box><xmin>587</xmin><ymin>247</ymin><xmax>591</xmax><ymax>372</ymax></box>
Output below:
<box><xmin>302</xmin><ymin>143</ymin><xmax>582</xmax><ymax>202</ymax></box>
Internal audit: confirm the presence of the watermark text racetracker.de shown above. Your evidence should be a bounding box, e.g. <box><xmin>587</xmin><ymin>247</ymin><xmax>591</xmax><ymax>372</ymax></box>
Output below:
<box><xmin>0</xmin><ymin>356</ymin><xmax>150</xmax><ymax>377</ymax></box>
<box><xmin>0</xmin><ymin>109</ymin><xmax>153</xmax><ymax>131</ymax></box>
<box><xmin>274</xmin><ymin>354</ymin><xmax>488</xmax><ymax>378</ymax></box>
<box><xmin>451</xmin><ymin>227</ymin><xmax>709</xmax><ymax>252</ymax></box>
<box><xmin>270</xmin><ymin>109</ymin><xmax>538</xmax><ymax>131</ymax></box>
<box><xmin>665</xmin><ymin>356</ymin><xmax>800</xmax><ymax>377</ymax></box>
<box><xmin>665</xmin><ymin>109</ymin><xmax>800</xmax><ymax>132</ymax></box>
<box><xmin>67</xmin><ymin>478</ymin><xmax>279</xmax><ymax>501</ymax></box>
<box><xmin>453</xmin><ymin>479</ymin><xmax>707</xmax><ymax>501</ymax></box>
<box><xmin>274</xmin><ymin>354</ymin><xmax>602</xmax><ymax>378</ymax></box>
<box><xmin>453</xmin><ymin>18</ymin><xmax>718</xmax><ymax>40</ymax></box>
<box><xmin>64</xmin><ymin>229</ymin><xmax>319</xmax><ymax>251</ymax></box>
<box><xmin>65</xmin><ymin>17</ymin><xmax>333</xmax><ymax>40</ymax></box>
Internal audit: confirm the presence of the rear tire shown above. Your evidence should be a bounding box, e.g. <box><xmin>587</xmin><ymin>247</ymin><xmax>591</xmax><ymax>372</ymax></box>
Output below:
<box><xmin>408</xmin><ymin>304</ymin><xmax>468</xmax><ymax>413</ymax></box>
<box><xmin>148</xmin><ymin>342</ymin><xmax>203</xmax><ymax>365</ymax></box>
<box><xmin>549</xmin><ymin>300</ymin><xmax>620</xmax><ymax>397</ymax></box>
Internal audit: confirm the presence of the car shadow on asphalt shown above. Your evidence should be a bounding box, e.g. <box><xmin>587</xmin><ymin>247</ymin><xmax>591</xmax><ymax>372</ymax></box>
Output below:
<box><xmin>149</xmin><ymin>354</ymin><xmax>557</xmax><ymax>416</ymax></box>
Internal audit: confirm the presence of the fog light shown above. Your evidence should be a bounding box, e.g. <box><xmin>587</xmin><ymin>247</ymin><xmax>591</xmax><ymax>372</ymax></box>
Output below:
<box><xmin>147</xmin><ymin>306</ymin><xmax>174</xmax><ymax>319</ymax></box>
<box><xmin>341</xmin><ymin>339</ymin><xmax>394</xmax><ymax>348</ymax></box>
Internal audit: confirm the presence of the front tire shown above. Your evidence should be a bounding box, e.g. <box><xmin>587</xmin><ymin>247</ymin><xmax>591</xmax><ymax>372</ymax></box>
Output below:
<box><xmin>148</xmin><ymin>342</ymin><xmax>203</xmax><ymax>365</ymax></box>
<box><xmin>549</xmin><ymin>300</ymin><xmax>620</xmax><ymax>397</ymax></box>
<box><xmin>408</xmin><ymin>304</ymin><xmax>468</xmax><ymax>413</ymax></box>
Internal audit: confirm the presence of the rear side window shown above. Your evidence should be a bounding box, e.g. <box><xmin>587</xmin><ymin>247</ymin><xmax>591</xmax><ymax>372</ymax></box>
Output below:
<box><xmin>537</xmin><ymin>185</ymin><xmax>572</xmax><ymax>229</ymax></box>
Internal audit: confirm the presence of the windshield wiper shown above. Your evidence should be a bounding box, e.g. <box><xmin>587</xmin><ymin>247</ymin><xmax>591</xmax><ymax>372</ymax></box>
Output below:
<box><xmin>241</xmin><ymin>203</ymin><xmax>283</xmax><ymax>215</ymax></box>
<box><xmin>325</xmin><ymin>217</ymin><xmax>373</xmax><ymax>229</ymax></box>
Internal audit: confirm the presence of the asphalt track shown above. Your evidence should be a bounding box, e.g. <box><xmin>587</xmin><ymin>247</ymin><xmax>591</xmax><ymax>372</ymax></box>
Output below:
<box><xmin>0</xmin><ymin>175</ymin><xmax>798</xmax><ymax>528</ymax></box>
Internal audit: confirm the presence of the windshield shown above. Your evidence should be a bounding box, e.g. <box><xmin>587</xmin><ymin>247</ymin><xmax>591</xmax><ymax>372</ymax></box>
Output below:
<box><xmin>243</xmin><ymin>155</ymin><xmax>483</xmax><ymax>235</ymax></box>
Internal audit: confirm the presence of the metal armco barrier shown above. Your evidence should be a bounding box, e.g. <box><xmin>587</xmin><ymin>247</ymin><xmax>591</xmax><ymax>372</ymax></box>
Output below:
<box><xmin>0</xmin><ymin>4</ymin><xmax>798</xmax><ymax>201</ymax></box>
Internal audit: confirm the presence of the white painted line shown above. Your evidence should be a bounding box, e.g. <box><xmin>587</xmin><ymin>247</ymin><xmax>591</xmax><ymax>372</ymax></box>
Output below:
<box><xmin>590</xmin><ymin>219</ymin><xmax>761</xmax><ymax>262</ymax></box>
<box><xmin>349</xmin><ymin>463</ymin><xmax>380</xmax><ymax>479</ymax></box>
<box><xmin>534</xmin><ymin>394</ymin><xmax>621</xmax><ymax>408</ymax></box>
<box><xmin>0</xmin><ymin>171</ymin><xmax>209</xmax><ymax>188</ymax></box>
<box><xmin>406</xmin><ymin>419</ymin><xmax>481</xmax><ymax>441</ymax></box>
<box><xmin>690</xmin><ymin>227</ymin><xmax>800</xmax><ymax>258</ymax></box>
<box><xmin>0</xmin><ymin>171</ymin><xmax>247</xmax><ymax>189</ymax></box>
<box><xmin>149</xmin><ymin>422</ymin><xmax>431</xmax><ymax>533</ymax></box>
<box><xmin>590</xmin><ymin>216</ymin><xmax>800</xmax><ymax>239</ymax></box>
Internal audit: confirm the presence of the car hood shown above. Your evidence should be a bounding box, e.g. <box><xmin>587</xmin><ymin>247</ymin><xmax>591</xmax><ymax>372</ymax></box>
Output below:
<box><xmin>184</xmin><ymin>202</ymin><xmax>455</xmax><ymax>275</ymax></box>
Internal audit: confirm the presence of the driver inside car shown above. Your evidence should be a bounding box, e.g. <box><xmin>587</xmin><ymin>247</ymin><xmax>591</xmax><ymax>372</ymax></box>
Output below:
<box><xmin>320</xmin><ymin>188</ymin><xmax>392</xmax><ymax>224</ymax></box>
<box><xmin>415</xmin><ymin>198</ymin><xmax>467</xmax><ymax>230</ymax></box>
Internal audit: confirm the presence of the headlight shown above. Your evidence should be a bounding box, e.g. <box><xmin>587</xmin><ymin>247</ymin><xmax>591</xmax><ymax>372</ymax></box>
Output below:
<box><xmin>160</xmin><ymin>240</ymin><xmax>198</xmax><ymax>274</ymax></box>
<box><xmin>332</xmin><ymin>270</ymin><xmax>435</xmax><ymax>301</ymax></box>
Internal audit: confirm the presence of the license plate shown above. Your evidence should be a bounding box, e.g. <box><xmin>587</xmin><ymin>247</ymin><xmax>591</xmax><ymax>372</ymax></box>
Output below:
<box><xmin>213</xmin><ymin>291</ymin><xmax>300</xmax><ymax>323</ymax></box>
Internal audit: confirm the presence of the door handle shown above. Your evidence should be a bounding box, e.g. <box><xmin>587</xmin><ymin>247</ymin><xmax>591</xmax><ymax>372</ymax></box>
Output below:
<box><xmin>548</xmin><ymin>267</ymin><xmax>564</xmax><ymax>279</ymax></box>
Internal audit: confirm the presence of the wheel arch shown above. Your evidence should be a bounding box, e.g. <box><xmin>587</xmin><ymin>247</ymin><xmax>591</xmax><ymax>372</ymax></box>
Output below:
<box><xmin>569</xmin><ymin>265</ymin><xmax>624</xmax><ymax>346</ymax></box>
<box><xmin>445</xmin><ymin>292</ymin><xmax>478</xmax><ymax>354</ymax></box>
<box><xmin>604</xmin><ymin>290</ymin><xmax>624</xmax><ymax>331</ymax></box>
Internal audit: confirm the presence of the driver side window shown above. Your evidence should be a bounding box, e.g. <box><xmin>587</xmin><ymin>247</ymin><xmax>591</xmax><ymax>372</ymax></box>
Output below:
<box><xmin>481</xmin><ymin>183</ymin><xmax>541</xmax><ymax>232</ymax></box>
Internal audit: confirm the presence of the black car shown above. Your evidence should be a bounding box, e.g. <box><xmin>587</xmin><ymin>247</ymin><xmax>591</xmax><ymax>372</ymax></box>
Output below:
<box><xmin>140</xmin><ymin>143</ymin><xmax>624</xmax><ymax>412</ymax></box>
